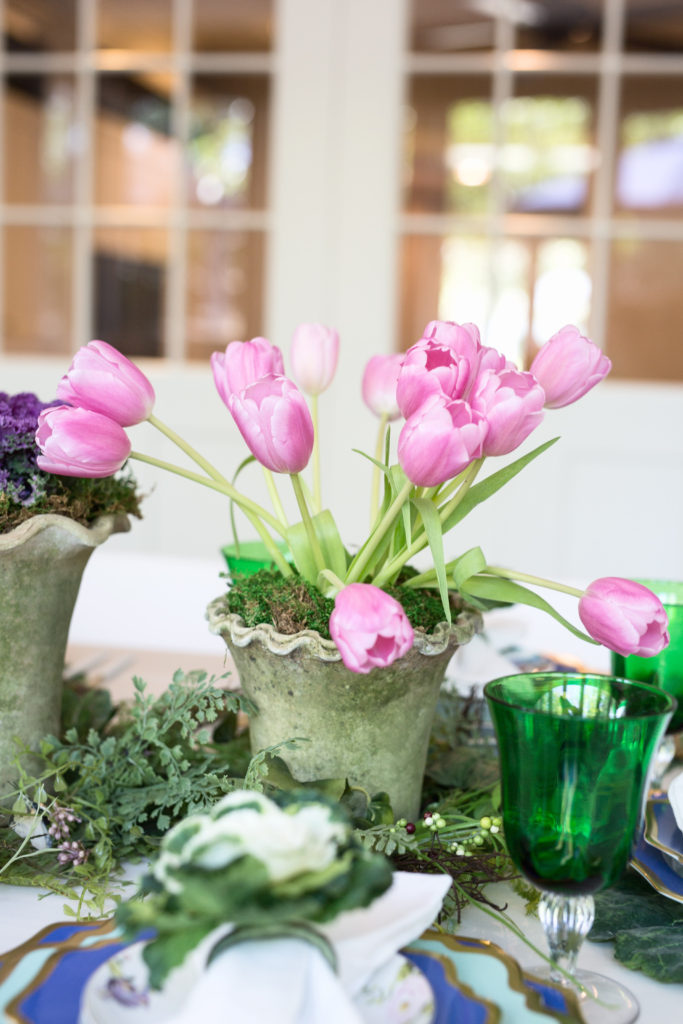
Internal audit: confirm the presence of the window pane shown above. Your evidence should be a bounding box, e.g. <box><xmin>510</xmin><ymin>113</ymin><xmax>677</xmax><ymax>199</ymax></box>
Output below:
<box><xmin>95</xmin><ymin>73</ymin><xmax>176</xmax><ymax>207</ymax></box>
<box><xmin>186</xmin><ymin>230</ymin><xmax>265</xmax><ymax>360</ymax></box>
<box><xmin>404</xmin><ymin>76</ymin><xmax>493</xmax><ymax>214</ymax></box>
<box><xmin>503</xmin><ymin>76</ymin><xmax>598</xmax><ymax>215</ymax></box>
<box><xmin>411</xmin><ymin>0</ymin><xmax>496</xmax><ymax>53</ymax></box>
<box><xmin>3</xmin><ymin>227</ymin><xmax>72</xmax><ymax>354</ymax></box>
<box><xmin>515</xmin><ymin>1</ymin><xmax>602</xmax><ymax>52</ymax></box>
<box><xmin>4</xmin><ymin>75</ymin><xmax>77</xmax><ymax>204</ymax></box>
<box><xmin>93</xmin><ymin>227</ymin><xmax>168</xmax><ymax>357</ymax></box>
<box><xmin>607</xmin><ymin>239</ymin><xmax>683</xmax><ymax>380</ymax></box>
<box><xmin>193</xmin><ymin>0</ymin><xmax>274</xmax><ymax>53</ymax></box>
<box><xmin>625</xmin><ymin>0</ymin><xmax>683</xmax><ymax>53</ymax></box>
<box><xmin>3</xmin><ymin>0</ymin><xmax>76</xmax><ymax>52</ymax></box>
<box><xmin>96</xmin><ymin>0</ymin><xmax>172</xmax><ymax>52</ymax></box>
<box><xmin>399</xmin><ymin>234</ymin><xmax>591</xmax><ymax>366</ymax></box>
<box><xmin>615</xmin><ymin>76</ymin><xmax>683</xmax><ymax>215</ymax></box>
<box><xmin>188</xmin><ymin>76</ymin><xmax>269</xmax><ymax>210</ymax></box>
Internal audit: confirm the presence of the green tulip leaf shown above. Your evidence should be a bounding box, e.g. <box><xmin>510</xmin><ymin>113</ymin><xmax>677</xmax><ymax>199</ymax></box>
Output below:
<box><xmin>442</xmin><ymin>438</ymin><xmax>559</xmax><ymax>532</ymax></box>
<box><xmin>286</xmin><ymin>509</ymin><xmax>348</xmax><ymax>583</ymax></box>
<box><xmin>411</xmin><ymin>497</ymin><xmax>450</xmax><ymax>623</ymax></box>
<box><xmin>449</xmin><ymin>546</ymin><xmax>487</xmax><ymax>591</ymax></box>
<box><xmin>460</xmin><ymin>574</ymin><xmax>597</xmax><ymax>644</ymax></box>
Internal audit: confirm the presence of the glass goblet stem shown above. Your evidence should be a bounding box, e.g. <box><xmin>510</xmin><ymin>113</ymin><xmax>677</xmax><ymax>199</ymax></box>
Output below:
<box><xmin>538</xmin><ymin>892</ymin><xmax>595</xmax><ymax>981</ymax></box>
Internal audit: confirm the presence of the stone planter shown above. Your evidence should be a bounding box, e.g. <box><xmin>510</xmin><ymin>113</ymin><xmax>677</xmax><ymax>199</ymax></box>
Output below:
<box><xmin>207</xmin><ymin>596</ymin><xmax>481</xmax><ymax>821</ymax></box>
<box><xmin>0</xmin><ymin>512</ymin><xmax>130</xmax><ymax>795</ymax></box>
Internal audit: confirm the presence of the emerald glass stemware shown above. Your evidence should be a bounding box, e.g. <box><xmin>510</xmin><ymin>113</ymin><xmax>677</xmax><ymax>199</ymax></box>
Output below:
<box><xmin>484</xmin><ymin>672</ymin><xmax>674</xmax><ymax>1024</ymax></box>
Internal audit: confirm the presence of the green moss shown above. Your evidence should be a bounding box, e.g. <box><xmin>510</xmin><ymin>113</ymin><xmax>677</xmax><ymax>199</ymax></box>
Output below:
<box><xmin>0</xmin><ymin>469</ymin><xmax>143</xmax><ymax>534</ymax></box>
<box><xmin>225</xmin><ymin>569</ymin><xmax>459</xmax><ymax>638</ymax></box>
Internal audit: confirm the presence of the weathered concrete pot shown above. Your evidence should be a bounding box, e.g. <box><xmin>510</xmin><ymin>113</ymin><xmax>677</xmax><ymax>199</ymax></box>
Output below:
<box><xmin>0</xmin><ymin>512</ymin><xmax>130</xmax><ymax>794</ymax></box>
<box><xmin>207</xmin><ymin>596</ymin><xmax>482</xmax><ymax>821</ymax></box>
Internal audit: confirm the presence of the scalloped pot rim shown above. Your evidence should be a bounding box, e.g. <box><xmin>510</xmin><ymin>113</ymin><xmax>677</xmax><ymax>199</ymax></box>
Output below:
<box><xmin>0</xmin><ymin>512</ymin><xmax>131</xmax><ymax>552</ymax></box>
<box><xmin>206</xmin><ymin>596</ymin><xmax>483</xmax><ymax>662</ymax></box>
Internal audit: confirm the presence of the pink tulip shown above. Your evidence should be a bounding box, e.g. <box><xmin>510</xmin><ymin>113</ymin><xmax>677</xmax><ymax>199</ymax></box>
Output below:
<box><xmin>362</xmin><ymin>353</ymin><xmax>404</xmax><ymax>420</ymax></box>
<box><xmin>228</xmin><ymin>374</ymin><xmax>314</xmax><ymax>474</ymax></box>
<box><xmin>423</xmin><ymin>319</ymin><xmax>481</xmax><ymax>353</ymax></box>
<box><xmin>36</xmin><ymin>406</ymin><xmax>131</xmax><ymax>478</ymax></box>
<box><xmin>398</xmin><ymin>395</ymin><xmax>487</xmax><ymax>487</ymax></box>
<box><xmin>396</xmin><ymin>339</ymin><xmax>478</xmax><ymax>420</ymax></box>
<box><xmin>470</xmin><ymin>369</ymin><xmax>545</xmax><ymax>457</ymax></box>
<box><xmin>290</xmin><ymin>323</ymin><xmax>339</xmax><ymax>396</ymax></box>
<box><xmin>578</xmin><ymin>577</ymin><xmax>669</xmax><ymax>657</ymax></box>
<box><xmin>475</xmin><ymin>345</ymin><xmax>513</xmax><ymax>376</ymax></box>
<box><xmin>56</xmin><ymin>340</ymin><xmax>155</xmax><ymax>427</ymax></box>
<box><xmin>530</xmin><ymin>325</ymin><xmax>611</xmax><ymax>409</ymax></box>
<box><xmin>329</xmin><ymin>583</ymin><xmax>414</xmax><ymax>674</ymax></box>
<box><xmin>211</xmin><ymin>337</ymin><xmax>284</xmax><ymax>406</ymax></box>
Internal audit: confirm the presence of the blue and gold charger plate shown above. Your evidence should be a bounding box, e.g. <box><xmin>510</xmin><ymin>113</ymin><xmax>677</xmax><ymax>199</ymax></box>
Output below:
<box><xmin>0</xmin><ymin>921</ymin><xmax>584</xmax><ymax>1023</ymax></box>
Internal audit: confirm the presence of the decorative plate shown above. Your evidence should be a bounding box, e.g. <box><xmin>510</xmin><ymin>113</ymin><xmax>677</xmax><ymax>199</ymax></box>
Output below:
<box><xmin>0</xmin><ymin>922</ymin><xmax>585</xmax><ymax>1024</ymax></box>
<box><xmin>631</xmin><ymin>833</ymin><xmax>683</xmax><ymax>903</ymax></box>
<box><xmin>404</xmin><ymin>932</ymin><xmax>583</xmax><ymax>1023</ymax></box>
<box><xmin>644</xmin><ymin>797</ymin><xmax>683</xmax><ymax>870</ymax></box>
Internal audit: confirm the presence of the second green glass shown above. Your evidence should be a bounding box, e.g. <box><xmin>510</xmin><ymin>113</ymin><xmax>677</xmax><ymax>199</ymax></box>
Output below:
<box><xmin>485</xmin><ymin>672</ymin><xmax>674</xmax><ymax>1024</ymax></box>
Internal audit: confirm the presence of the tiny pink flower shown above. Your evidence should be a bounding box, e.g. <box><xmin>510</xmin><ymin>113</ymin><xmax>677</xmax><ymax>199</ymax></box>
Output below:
<box><xmin>329</xmin><ymin>583</ymin><xmax>414</xmax><ymax>674</ymax></box>
<box><xmin>56</xmin><ymin>340</ymin><xmax>155</xmax><ymax>426</ymax></box>
<box><xmin>290</xmin><ymin>323</ymin><xmax>339</xmax><ymax>396</ymax></box>
<box><xmin>211</xmin><ymin>337</ymin><xmax>284</xmax><ymax>407</ymax></box>
<box><xmin>36</xmin><ymin>406</ymin><xmax>131</xmax><ymax>478</ymax></box>
<box><xmin>530</xmin><ymin>325</ymin><xmax>611</xmax><ymax>409</ymax></box>
<box><xmin>228</xmin><ymin>374</ymin><xmax>314</xmax><ymax>474</ymax></box>
<box><xmin>362</xmin><ymin>353</ymin><xmax>404</xmax><ymax>420</ymax></box>
<box><xmin>396</xmin><ymin>339</ymin><xmax>478</xmax><ymax>420</ymax></box>
<box><xmin>470</xmin><ymin>369</ymin><xmax>545</xmax><ymax>457</ymax></box>
<box><xmin>579</xmin><ymin>577</ymin><xmax>670</xmax><ymax>657</ymax></box>
<box><xmin>398</xmin><ymin>395</ymin><xmax>487</xmax><ymax>487</ymax></box>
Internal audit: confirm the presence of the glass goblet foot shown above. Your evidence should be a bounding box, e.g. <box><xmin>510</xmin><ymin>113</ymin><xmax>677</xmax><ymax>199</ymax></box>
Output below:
<box><xmin>528</xmin><ymin>893</ymin><xmax>638</xmax><ymax>1024</ymax></box>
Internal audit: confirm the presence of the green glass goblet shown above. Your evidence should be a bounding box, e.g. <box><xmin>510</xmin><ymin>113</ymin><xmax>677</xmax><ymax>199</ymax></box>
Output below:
<box><xmin>611</xmin><ymin>580</ymin><xmax>683</xmax><ymax>785</ymax></box>
<box><xmin>484</xmin><ymin>672</ymin><xmax>675</xmax><ymax>1024</ymax></box>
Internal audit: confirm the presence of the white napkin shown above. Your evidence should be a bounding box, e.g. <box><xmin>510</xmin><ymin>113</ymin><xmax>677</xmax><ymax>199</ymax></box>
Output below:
<box><xmin>165</xmin><ymin>871</ymin><xmax>451</xmax><ymax>1024</ymax></box>
<box><xmin>668</xmin><ymin>769</ymin><xmax>683</xmax><ymax>833</ymax></box>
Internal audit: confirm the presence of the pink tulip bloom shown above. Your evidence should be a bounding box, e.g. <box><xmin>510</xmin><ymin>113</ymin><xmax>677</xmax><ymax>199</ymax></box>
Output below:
<box><xmin>398</xmin><ymin>395</ymin><xmax>487</xmax><ymax>487</ymax></box>
<box><xmin>211</xmin><ymin>337</ymin><xmax>284</xmax><ymax>406</ymax></box>
<box><xmin>475</xmin><ymin>345</ymin><xmax>513</xmax><ymax>376</ymax></box>
<box><xmin>36</xmin><ymin>406</ymin><xmax>131</xmax><ymax>478</ymax></box>
<box><xmin>470</xmin><ymin>369</ymin><xmax>545</xmax><ymax>457</ymax></box>
<box><xmin>423</xmin><ymin>319</ymin><xmax>481</xmax><ymax>353</ymax></box>
<box><xmin>578</xmin><ymin>577</ymin><xmax>670</xmax><ymax>657</ymax></box>
<box><xmin>56</xmin><ymin>340</ymin><xmax>155</xmax><ymax>427</ymax></box>
<box><xmin>396</xmin><ymin>339</ymin><xmax>479</xmax><ymax>420</ymax></box>
<box><xmin>290</xmin><ymin>323</ymin><xmax>339</xmax><ymax>396</ymax></box>
<box><xmin>362</xmin><ymin>353</ymin><xmax>404</xmax><ymax>420</ymax></box>
<box><xmin>228</xmin><ymin>374</ymin><xmax>314</xmax><ymax>474</ymax></box>
<box><xmin>530</xmin><ymin>325</ymin><xmax>611</xmax><ymax>409</ymax></box>
<box><xmin>329</xmin><ymin>583</ymin><xmax>414</xmax><ymax>674</ymax></box>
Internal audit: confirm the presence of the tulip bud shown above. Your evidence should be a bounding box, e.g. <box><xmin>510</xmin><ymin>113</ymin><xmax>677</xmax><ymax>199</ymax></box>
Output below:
<box><xmin>398</xmin><ymin>395</ymin><xmax>487</xmax><ymax>487</ymax></box>
<box><xmin>211</xmin><ymin>337</ymin><xmax>284</xmax><ymax>407</ymax></box>
<box><xmin>36</xmin><ymin>406</ymin><xmax>131</xmax><ymax>477</ymax></box>
<box><xmin>290</xmin><ymin>323</ymin><xmax>339</xmax><ymax>396</ymax></box>
<box><xmin>56</xmin><ymin>340</ymin><xmax>155</xmax><ymax>427</ymax></box>
<box><xmin>530</xmin><ymin>325</ymin><xmax>611</xmax><ymax>409</ymax></box>
<box><xmin>470</xmin><ymin>369</ymin><xmax>545</xmax><ymax>457</ymax></box>
<box><xmin>228</xmin><ymin>374</ymin><xmax>314</xmax><ymax>474</ymax></box>
<box><xmin>579</xmin><ymin>577</ymin><xmax>670</xmax><ymax>658</ymax></box>
<box><xmin>329</xmin><ymin>583</ymin><xmax>414</xmax><ymax>673</ymax></box>
<box><xmin>362</xmin><ymin>353</ymin><xmax>404</xmax><ymax>420</ymax></box>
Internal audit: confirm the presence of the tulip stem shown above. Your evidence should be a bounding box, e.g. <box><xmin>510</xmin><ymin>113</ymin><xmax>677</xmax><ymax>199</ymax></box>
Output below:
<box><xmin>263</xmin><ymin>468</ymin><xmax>288</xmax><ymax>526</ymax></box>
<box><xmin>346</xmin><ymin>478</ymin><xmax>413</xmax><ymax>585</ymax></box>
<box><xmin>290</xmin><ymin>472</ymin><xmax>326</xmax><ymax>574</ymax></box>
<box><xmin>311</xmin><ymin>395</ymin><xmax>322</xmax><ymax>513</ymax></box>
<box><xmin>484</xmin><ymin>566</ymin><xmax>585</xmax><ymax>598</ymax></box>
<box><xmin>147</xmin><ymin>414</ymin><xmax>226</xmax><ymax>484</ymax></box>
<box><xmin>370</xmin><ymin>413</ymin><xmax>389</xmax><ymax>527</ymax></box>
<box><xmin>372</xmin><ymin>460</ymin><xmax>483</xmax><ymax>589</ymax></box>
<box><xmin>129</xmin><ymin>451</ymin><xmax>286</xmax><ymax>537</ymax></box>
